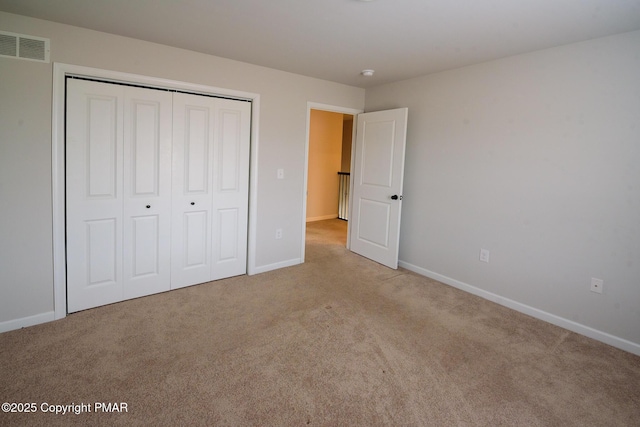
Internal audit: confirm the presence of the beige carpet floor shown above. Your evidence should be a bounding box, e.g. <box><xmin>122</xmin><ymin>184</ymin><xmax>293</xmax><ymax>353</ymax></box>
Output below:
<box><xmin>1</xmin><ymin>219</ymin><xmax>639</xmax><ymax>426</ymax></box>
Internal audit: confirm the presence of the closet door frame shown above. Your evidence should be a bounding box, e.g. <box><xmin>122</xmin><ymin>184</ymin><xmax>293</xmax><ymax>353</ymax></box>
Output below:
<box><xmin>52</xmin><ymin>63</ymin><xmax>260</xmax><ymax>320</ymax></box>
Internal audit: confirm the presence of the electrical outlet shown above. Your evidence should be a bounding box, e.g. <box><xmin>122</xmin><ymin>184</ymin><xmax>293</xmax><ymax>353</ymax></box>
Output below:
<box><xmin>479</xmin><ymin>248</ymin><xmax>490</xmax><ymax>263</ymax></box>
<box><xmin>590</xmin><ymin>278</ymin><xmax>603</xmax><ymax>294</ymax></box>
<box><xmin>277</xmin><ymin>168</ymin><xmax>284</xmax><ymax>180</ymax></box>
<box><xmin>275</xmin><ymin>228</ymin><xmax>283</xmax><ymax>240</ymax></box>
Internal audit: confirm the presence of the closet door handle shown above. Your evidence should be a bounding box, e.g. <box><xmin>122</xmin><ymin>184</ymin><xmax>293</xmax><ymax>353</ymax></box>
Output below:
<box><xmin>190</xmin><ymin>202</ymin><xmax>195</xmax><ymax>205</ymax></box>
<box><xmin>146</xmin><ymin>205</ymin><xmax>151</xmax><ymax>208</ymax></box>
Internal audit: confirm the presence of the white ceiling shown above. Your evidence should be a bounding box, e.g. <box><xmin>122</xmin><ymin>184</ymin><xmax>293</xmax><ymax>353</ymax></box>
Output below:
<box><xmin>2</xmin><ymin>0</ymin><xmax>640</xmax><ymax>88</ymax></box>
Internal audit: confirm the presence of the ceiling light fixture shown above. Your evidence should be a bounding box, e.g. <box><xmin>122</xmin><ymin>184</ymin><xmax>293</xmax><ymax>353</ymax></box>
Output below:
<box><xmin>361</xmin><ymin>69</ymin><xmax>375</xmax><ymax>77</ymax></box>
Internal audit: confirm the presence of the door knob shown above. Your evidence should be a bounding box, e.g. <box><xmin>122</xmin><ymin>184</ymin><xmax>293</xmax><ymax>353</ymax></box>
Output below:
<box><xmin>191</xmin><ymin>202</ymin><xmax>195</xmax><ymax>205</ymax></box>
<box><xmin>146</xmin><ymin>205</ymin><xmax>151</xmax><ymax>208</ymax></box>
<box><xmin>391</xmin><ymin>195</ymin><xmax>403</xmax><ymax>200</ymax></box>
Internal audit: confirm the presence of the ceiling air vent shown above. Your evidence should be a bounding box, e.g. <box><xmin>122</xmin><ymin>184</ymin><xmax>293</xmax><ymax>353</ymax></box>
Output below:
<box><xmin>0</xmin><ymin>31</ymin><xmax>50</xmax><ymax>63</ymax></box>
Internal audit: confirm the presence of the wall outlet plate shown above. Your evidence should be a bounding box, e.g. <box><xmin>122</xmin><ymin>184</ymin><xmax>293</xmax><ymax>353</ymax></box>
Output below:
<box><xmin>590</xmin><ymin>278</ymin><xmax>604</xmax><ymax>294</ymax></box>
<box><xmin>479</xmin><ymin>248</ymin><xmax>490</xmax><ymax>263</ymax></box>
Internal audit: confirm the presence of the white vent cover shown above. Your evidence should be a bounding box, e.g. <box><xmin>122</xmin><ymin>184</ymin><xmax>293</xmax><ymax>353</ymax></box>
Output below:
<box><xmin>0</xmin><ymin>31</ymin><xmax>50</xmax><ymax>63</ymax></box>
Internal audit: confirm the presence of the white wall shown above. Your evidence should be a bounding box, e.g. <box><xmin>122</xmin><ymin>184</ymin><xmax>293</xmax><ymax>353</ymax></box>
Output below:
<box><xmin>0</xmin><ymin>12</ymin><xmax>364</xmax><ymax>328</ymax></box>
<box><xmin>366</xmin><ymin>30</ymin><xmax>640</xmax><ymax>351</ymax></box>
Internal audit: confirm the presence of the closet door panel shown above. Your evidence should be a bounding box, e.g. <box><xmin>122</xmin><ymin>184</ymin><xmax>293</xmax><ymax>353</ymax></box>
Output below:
<box><xmin>66</xmin><ymin>79</ymin><xmax>124</xmax><ymax>313</ymax></box>
<box><xmin>217</xmin><ymin>208</ymin><xmax>239</xmax><ymax>261</ymax></box>
<box><xmin>184</xmin><ymin>210</ymin><xmax>209</xmax><ymax>266</ymax></box>
<box><xmin>85</xmin><ymin>219</ymin><xmax>118</xmax><ymax>284</ymax></box>
<box><xmin>171</xmin><ymin>93</ymin><xmax>215</xmax><ymax>289</ymax></box>
<box><xmin>123</xmin><ymin>87</ymin><xmax>172</xmax><ymax>299</ymax></box>
<box><xmin>130</xmin><ymin>215</ymin><xmax>160</xmax><ymax>276</ymax></box>
<box><xmin>185</xmin><ymin>108</ymin><xmax>209</xmax><ymax>192</ymax></box>
<box><xmin>211</xmin><ymin>100</ymin><xmax>251</xmax><ymax>280</ymax></box>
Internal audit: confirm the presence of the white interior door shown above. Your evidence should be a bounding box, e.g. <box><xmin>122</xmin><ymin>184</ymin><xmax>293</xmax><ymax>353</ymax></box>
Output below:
<box><xmin>122</xmin><ymin>86</ymin><xmax>173</xmax><ymax>300</ymax></box>
<box><xmin>349</xmin><ymin>108</ymin><xmax>408</xmax><ymax>269</ymax></box>
<box><xmin>66</xmin><ymin>79</ymin><xmax>125</xmax><ymax>312</ymax></box>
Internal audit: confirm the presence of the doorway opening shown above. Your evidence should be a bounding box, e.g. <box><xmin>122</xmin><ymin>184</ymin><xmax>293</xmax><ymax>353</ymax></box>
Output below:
<box><xmin>307</xmin><ymin>110</ymin><xmax>353</xmax><ymax>221</ymax></box>
<box><xmin>306</xmin><ymin>109</ymin><xmax>354</xmax><ymax>247</ymax></box>
<box><xmin>302</xmin><ymin>103</ymin><xmax>362</xmax><ymax>261</ymax></box>
<box><xmin>306</xmin><ymin>110</ymin><xmax>353</xmax><ymax>247</ymax></box>
<box><xmin>303</xmin><ymin>105</ymin><xmax>408</xmax><ymax>269</ymax></box>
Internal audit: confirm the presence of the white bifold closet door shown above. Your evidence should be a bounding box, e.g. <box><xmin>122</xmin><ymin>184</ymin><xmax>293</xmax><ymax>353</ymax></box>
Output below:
<box><xmin>66</xmin><ymin>79</ymin><xmax>172</xmax><ymax>312</ymax></box>
<box><xmin>66</xmin><ymin>79</ymin><xmax>250</xmax><ymax>313</ymax></box>
<box><xmin>171</xmin><ymin>93</ymin><xmax>251</xmax><ymax>289</ymax></box>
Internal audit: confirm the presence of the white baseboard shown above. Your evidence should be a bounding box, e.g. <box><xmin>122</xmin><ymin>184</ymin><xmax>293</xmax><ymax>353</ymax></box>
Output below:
<box><xmin>398</xmin><ymin>260</ymin><xmax>640</xmax><ymax>357</ymax></box>
<box><xmin>250</xmin><ymin>258</ymin><xmax>302</xmax><ymax>275</ymax></box>
<box><xmin>0</xmin><ymin>311</ymin><xmax>55</xmax><ymax>334</ymax></box>
<box><xmin>306</xmin><ymin>214</ymin><xmax>338</xmax><ymax>222</ymax></box>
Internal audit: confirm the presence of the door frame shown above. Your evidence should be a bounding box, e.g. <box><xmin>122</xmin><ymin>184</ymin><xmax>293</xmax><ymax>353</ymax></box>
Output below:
<box><xmin>302</xmin><ymin>102</ymin><xmax>363</xmax><ymax>261</ymax></box>
<box><xmin>52</xmin><ymin>63</ymin><xmax>260</xmax><ymax>320</ymax></box>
